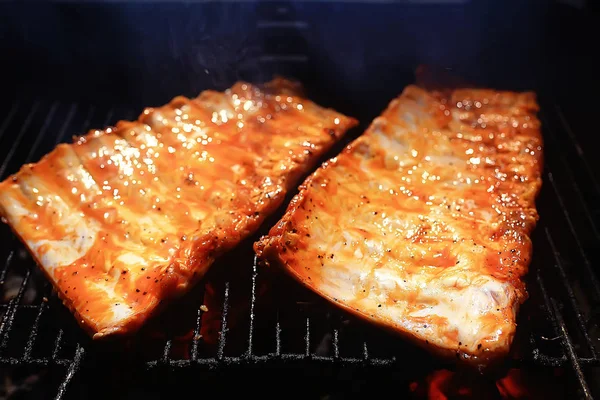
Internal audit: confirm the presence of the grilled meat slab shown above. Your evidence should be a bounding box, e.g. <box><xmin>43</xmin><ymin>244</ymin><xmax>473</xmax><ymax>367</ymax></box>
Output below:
<box><xmin>0</xmin><ymin>78</ymin><xmax>357</xmax><ymax>338</ymax></box>
<box><xmin>255</xmin><ymin>85</ymin><xmax>543</xmax><ymax>366</ymax></box>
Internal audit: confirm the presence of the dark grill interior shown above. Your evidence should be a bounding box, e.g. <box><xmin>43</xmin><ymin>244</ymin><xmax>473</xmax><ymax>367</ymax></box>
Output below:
<box><xmin>1</xmin><ymin>1</ymin><xmax>599</xmax><ymax>399</ymax></box>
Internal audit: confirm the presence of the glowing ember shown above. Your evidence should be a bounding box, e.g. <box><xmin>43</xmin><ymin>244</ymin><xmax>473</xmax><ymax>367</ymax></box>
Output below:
<box><xmin>496</xmin><ymin>369</ymin><xmax>529</xmax><ymax>399</ymax></box>
<box><xmin>410</xmin><ymin>368</ymin><xmax>565</xmax><ymax>399</ymax></box>
<box><xmin>409</xmin><ymin>369</ymin><xmax>498</xmax><ymax>399</ymax></box>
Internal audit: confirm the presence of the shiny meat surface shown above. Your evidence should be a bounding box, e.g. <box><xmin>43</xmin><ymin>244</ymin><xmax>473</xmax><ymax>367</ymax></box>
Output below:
<box><xmin>0</xmin><ymin>78</ymin><xmax>357</xmax><ymax>338</ymax></box>
<box><xmin>255</xmin><ymin>85</ymin><xmax>543</xmax><ymax>367</ymax></box>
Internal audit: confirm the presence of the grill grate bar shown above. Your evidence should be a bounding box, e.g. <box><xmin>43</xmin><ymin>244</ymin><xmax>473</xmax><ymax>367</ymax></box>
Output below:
<box><xmin>332</xmin><ymin>329</ymin><xmax>339</xmax><ymax>359</ymax></box>
<box><xmin>162</xmin><ymin>340</ymin><xmax>172</xmax><ymax>364</ymax></box>
<box><xmin>2</xmin><ymin>352</ymin><xmax>594</xmax><ymax>370</ymax></box>
<box><xmin>0</xmin><ymin>357</ymin><xmax>71</xmax><ymax>366</ymax></box>
<box><xmin>22</xmin><ymin>102</ymin><xmax>59</xmax><ymax>164</ymax></box>
<box><xmin>545</xmin><ymin>227</ymin><xmax>598</xmax><ymax>357</ymax></box>
<box><xmin>23</xmin><ymin>301</ymin><xmax>47</xmax><ymax>360</ymax></box>
<box><xmin>535</xmin><ymin>268</ymin><xmax>596</xmax><ymax>396</ymax></box>
<box><xmin>550</xmin><ymin>298</ymin><xmax>594</xmax><ymax>400</ymax></box>
<box><xmin>0</xmin><ymin>248</ymin><xmax>15</xmax><ymax>284</ymax></box>
<box><xmin>52</xmin><ymin>329</ymin><xmax>64</xmax><ymax>360</ymax></box>
<box><xmin>305</xmin><ymin>317</ymin><xmax>310</xmax><ymax>357</ymax></box>
<box><xmin>275</xmin><ymin>315</ymin><xmax>281</xmax><ymax>356</ymax></box>
<box><xmin>0</xmin><ymin>351</ymin><xmax>582</xmax><ymax>370</ymax></box>
<box><xmin>0</xmin><ymin>102</ymin><xmax>20</xmax><ymax>143</ymax></box>
<box><xmin>541</xmin><ymin>112</ymin><xmax>599</xmax><ymax>240</ymax></box>
<box><xmin>53</xmin><ymin>103</ymin><xmax>79</xmax><ymax>146</ymax></box>
<box><xmin>0</xmin><ymin>268</ymin><xmax>31</xmax><ymax>354</ymax></box>
<box><xmin>161</xmin><ymin>297</ymin><xmax>173</xmax><ymax>366</ymax></box>
<box><xmin>54</xmin><ymin>345</ymin><xmax>85</xmax><ymax>400</ymax></box>
<box><xmin>546</xmin><ymin>172</ymin><xmax>600</xmax><ymax>301</ymax></box>
<box><xmin>363</xmin><ymin>342</ymin><xmax>369</xmax><ymax>360</ymax></box>
<box><xmin>0</xmin><ymin>102</ymin><xmax>40</xmax><ymax>178</ymax></box>
<box><xmin>0</xmin><ymin>304</ymin><xmax>47</xmax><ymax>310</ymax></box>
<box><xmin>190</xmin><ymin>305</ymin><xmax>205</xmax><ymax>362</ymax></box>
<box><xmin>535</xmin><ymin>270</ymin><xmax>564</xmax><ymax>355</ymax></box>
<box><xmin>246</xmin><ymin>257</ymin><xmax>259</xmax><ymax>357</ymax></box>
<box><xmin>145</xmin><ymin>353</ymin><xmax>398</xmax><ymax>369</ymax></box>
<box><xmin>217</xmin><ymin>281</ymin><xmax>230</xmax><ymax>360</ymax></box>
<box><xmin>555</xmin><ymin>104</ymin><xmax>600</xmax><ymax>197</ymax></box>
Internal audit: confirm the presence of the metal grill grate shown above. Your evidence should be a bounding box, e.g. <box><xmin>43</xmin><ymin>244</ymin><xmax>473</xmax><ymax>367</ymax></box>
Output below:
<box><xmin>0</xmin><ymin>95</ymin><xmax>598</xmax><ymax>399</ymax></box>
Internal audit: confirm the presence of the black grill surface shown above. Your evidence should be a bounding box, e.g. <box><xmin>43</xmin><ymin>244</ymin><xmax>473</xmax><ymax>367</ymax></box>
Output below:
<box><xmin>1</xmin><ymin>2</ymin><xmax>600</xmax><ymax>399</ymax></box>
<box><xmin>0</xmin><ymin>89</ymin><xmax>599</xmax><ymax>400</ymax></box>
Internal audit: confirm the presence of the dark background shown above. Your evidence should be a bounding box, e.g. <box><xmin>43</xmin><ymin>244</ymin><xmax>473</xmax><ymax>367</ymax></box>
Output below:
<box><xmin>0</xmin><ymin>0</ymin><xmax>598</xmax><ymax>157</ymax></box>
<box><xmin>0</xmin><ymin>0</ymin><xmax>599</xmax><ymax>399</ymax></box>
<box><xmin>1</xmin><ymin>0</ymin><xmax>598</xmax><ymax>163</ymax></box>
<box><xmin>0</xmin><ymin>0</ymin><xmax>597</xmax><ymax>116</ymax></box>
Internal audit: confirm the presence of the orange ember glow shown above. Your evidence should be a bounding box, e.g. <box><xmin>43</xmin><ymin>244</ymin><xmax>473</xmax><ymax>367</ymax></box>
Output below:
<box><xmin>496</xmin><ymin>369</ymin><xmax>530</xmax><ymax>399</ymax></box>
<box><xmin>410</xmin><ymin>368</ymin><xmax>565</xmax><ymax>400</ymax></box>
